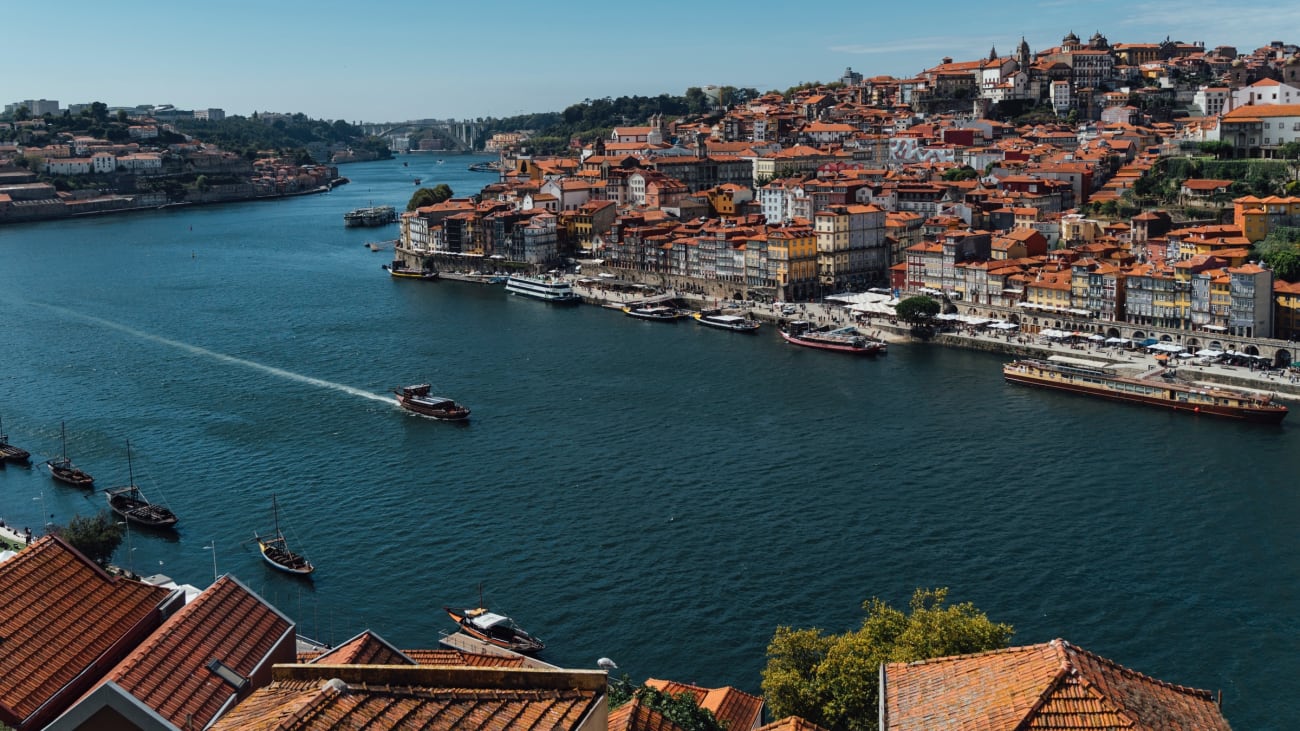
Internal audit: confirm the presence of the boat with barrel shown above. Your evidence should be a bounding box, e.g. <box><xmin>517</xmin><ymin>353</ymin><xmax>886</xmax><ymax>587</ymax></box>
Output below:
<box><xmin>255</xmin><ymin>495</ymin><xmax>314</xmax><ymax>576</ymax></box>
<box><xmin>46</xmin><ymin>421</ymin><xmax>94</xmax><ymax>488</ymax></box>
<box><xmin>1003</xmin><ymin>356</ymin><xmax>1289</xmax><ymax>423</ymax></box>
<box><xmin>0</xmin><ymin>416</ymin><xmax>30</xmax><ymax>464</ymax></box>
<box><xmin>693</xmin><ymin>311</ymin><xmax>760</xmax><ymax>333</ymax></box>
<box><xmin>444</xmin><ymin>602</ymin><xmax>545</xmax><ymax>654</ymax></box>
<box><xmin>394</xmin><ymin>384</ymin><xmax>471</xmax><ymax>421</ymax></box>
<box><xmin>106</xmin><ymin>441</ymin><xmax>178</xmax><ymax>529</ymax></box>
<box><xmin>780</xmin><ymin>320</ymin><xmax>883</xmax><ymax>355</ymax></box>
<box><xmin>505</xmin><ymin>274</ymin><xmax>581</xmax><ymax>303</ymax></box>
<box><xmin>623</xmin><ymin>304</ymin><xmax>690</xmax><ymax>321</ymax></box>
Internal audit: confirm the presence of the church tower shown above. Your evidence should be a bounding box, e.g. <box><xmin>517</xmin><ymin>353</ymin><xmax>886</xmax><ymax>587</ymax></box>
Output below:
<box><xmin>1017</xmin><ymin>37</ymin><xmax>1032</xmax><ymax>70</ymax></box>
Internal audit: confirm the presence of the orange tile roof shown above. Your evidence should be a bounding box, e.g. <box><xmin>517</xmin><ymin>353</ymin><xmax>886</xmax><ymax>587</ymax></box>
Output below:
<box><xmin>609</xmin><ymin>697</ymin><xmax>688</xmax><ymax>731</ymax></box>
<box><xmin>210</xmin><ymin>666</ymin><xmax>604</xmax><ymax>731</ymax></box>
<box><xmin>755</xmin><ymin>717</ymin><xmax>833</xmax><ymax>731</ymax></box>
<box><xmin>0</xmin><ymin>536</ymin><xmax>174</xmax><ymax>728</ymax></box>
<box><xmin>309</xmin><ymin>630</ymin><xmax>414</xmax><ymax>666</ymax></box>
<box><xmin>882</xmin><ymin>639</ymin><xmax>1230</xmax><ymax>730</ymax></box>
<box><xmin>87</xmin><ymin>574</ymin><xmax>294</xmax><ymax>729</ymax></box>
<box><xmin>645</xmin><ymin>679</ymin><xmax>764</xmax><ymax>731</ymax></box>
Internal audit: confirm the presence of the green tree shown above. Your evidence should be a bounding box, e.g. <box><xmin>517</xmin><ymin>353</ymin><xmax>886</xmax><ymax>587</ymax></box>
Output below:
<box><xmin>761</xmin><ymin>588</ymin><xmax>1013</xmax><ymax>731</ymax></box>
<box><xmin>609</xmin><ymin>682</ymin><xmax>727</xmax><ymax>731</ymax></box>
<box><xmin>1200</xmin><ymin>140</ymin><xmax>1234</xmax><ymax>160</ymax></box>
<box><xmin>54</xmin><ymin>510</ymin><xmax>125</xmax><ymax>569</ymax></box>
<box><xmin>894</xmin><ymin>295</ymin><xmax>940</xmax><ymax>324</ymax></box>
<box><xmin>407</xmin><ymin>183</ymin><xmax>454</xmax><ymax>211</ymax></box>
<box><xmin>1256</xmin><ymin>227</ymin><xmax>1300</xmax><ymax>279</ymax></box>
<box><xmin>941</xmin><ymin>166</ymin><xmax>978</xmax><ymax>181</ymax></box>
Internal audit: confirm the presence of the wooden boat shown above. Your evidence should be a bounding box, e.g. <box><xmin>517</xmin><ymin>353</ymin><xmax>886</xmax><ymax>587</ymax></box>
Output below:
<box><xmin>383</xmin><ymin>262</ymin><xmax>438</xmax><ymax>280</ymax></box>
<box><xmin>0</xmin><ymin>416</ymin><xmax>30</xmax><ymax>464</ymax></box>
<box><xmin>255</xmin><ymin>495</ymin><xmax>314</xmax><ymax>576</ymax></box>
<box><xmin>394</xmin><ymin>384</ymin><xmax>471</xmax><ymax>421</ymax></box>
<box><xmin>693</xmin><ymin>311</ymin><xmax>760</xmax><ymax>333</ymax></box>
<box><xmin>1004</xmin><ymin>356</ymin><xmax>1289</xmax><ymax>423</ymax></box>
<box><xmin>105</xmin><ymin>442</ymin><xmax>178</xmax><ymax>529</ymax></box>
<box><xmin>622</xmin><ymin>304</ymin><xmax>689</xmax><ymax>321</ymax></box>
<box><xmin>46</xmin><ymin>421</ymin><xmax>94</xmax><ymax>488</ymax></box>
<box><xmin>780</xmin><ymin>320</ymin><xmax>883</xmax><ymax>355</ymax></box>
<box><xmin>445</xmin><ymin>603</ymin><xmax>545</xmax><ymax>654</ymax></box>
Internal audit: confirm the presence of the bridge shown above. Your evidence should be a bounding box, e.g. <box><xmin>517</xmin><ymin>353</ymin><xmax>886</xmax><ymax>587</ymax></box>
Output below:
<box><xmin>357</xmin><ymin>119</ymin><xmax>484</xmax><ymax>151</ymax></box>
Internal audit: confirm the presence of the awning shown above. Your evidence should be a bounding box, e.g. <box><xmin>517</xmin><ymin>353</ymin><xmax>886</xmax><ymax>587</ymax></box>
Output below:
<box><xmin>988</xmin><ymin>321</ymin><xmax>1019</xmax><ymax>330</ymax></box>
<box><xmin>1087</xmin><ymin>334</ymin><xmax>1107</xmax><ymax>341</ymax></box>
<box><xmin>1104</xmin><ymin>337</ymin><xmax>1131</xmax><ymax>345</ymax></box>
<box><xmin>1201</xmin><ymin>324</ymin><xmax>1228</xmax><ymax>332</ymax></box>
<box><xmin>1148</xmin><ymin>343</ymin><xmax>1186</xmax><ymax>353</ymax></box>
<box><xmin>1194</xmin><ymin>349</ymin><xmax>1224</xmax><ymax>357</ymax></box>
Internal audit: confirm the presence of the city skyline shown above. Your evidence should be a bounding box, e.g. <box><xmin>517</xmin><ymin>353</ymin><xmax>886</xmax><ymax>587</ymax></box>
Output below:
<box><xmin>8</xmin><ymin>0</ymin><xmax>1300</xmax><ymax>123</ymax></box>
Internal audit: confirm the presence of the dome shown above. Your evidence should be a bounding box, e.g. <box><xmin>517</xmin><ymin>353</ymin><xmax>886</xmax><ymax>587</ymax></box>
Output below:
<box><xmin>1064</xmin><ymin>30</ymin><xmax>1080</xmax><ymax>44</ymax></box>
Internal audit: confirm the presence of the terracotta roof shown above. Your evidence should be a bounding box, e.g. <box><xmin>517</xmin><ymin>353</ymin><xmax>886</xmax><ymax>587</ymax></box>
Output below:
<box><xmin>308</xmin><ymin>630</ymin><xmax>414</xmax><ymax>666</ymax></box>
<box><xmin>210</xmin><ymin>665</ymin><xmax>604</xmax><ymax>731</ymax></box>
<box><xmin>609</xmin><ymin>697</ymin><xmax>688</xmax><ymax>731</ymax></box>
<box><xmin>755</xmin><ymin>717</ymin><xmax>833</xmax><ymax>731</ymax></box>
<box><xmin>83</xmin><ymin>574</ymin><xmax>294</xmax><ymax>729</ymax></box>
<box><xmin>0</xmin><ymin>536</ymin><xmax>174</xmax><ymax>728</ymax></box>
<box><xmin>644</xmin><ymin>679</ymin><xmax>764</xmax><ymax>731</ymax></box>
<box><xmin>882</xmin><ymin>638</ymin><xmax>1231</xmax><ymax>730</ymax></box>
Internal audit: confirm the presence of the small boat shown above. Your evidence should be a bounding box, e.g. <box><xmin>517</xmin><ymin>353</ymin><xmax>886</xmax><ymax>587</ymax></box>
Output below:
<box><xmin>255</xmin><ymin>495</ymin><xmax>314</xmax><ymax>576</ymax></box>
<box><xmin>0</xmin><ymin>416</ymin><xmax>30</xmax><ymax>464</ymax></box>
<box><xmin>1004</xmin><ymin>357</ymin><xmax>1289</xmax><ymax>423</ymax></box>
<box><xmin>383</xmin><ymin>262</ymin><xmax>438</xmax><ymax>281</ymax></box>
<box><xmin>106</xmin><ymin>441</ymin><xmax>178</xmax><ymax>529</ymax></box>
<box><xmin>394</xmin><ymin>384</ymin><xmax>471</xmax><ymax>421</ymax></box>
<box><xmin>780</xmin><ymin>320</ymin><xmax>883</xmax><ymax>355</ymax></box>
<box><xmin>445</xmin><ymin>603</ymin><xmax>545</xmax><ymax>654</ymax></box>
<box><xmin>623</xmin><ymin>304</ymin><xmax>690</xmax><ymax>321</ymax></box>
<box><xmin>46</xmin><ymin>421</ymin><xmax>94</xmax><ymax>488</ymax></box>
<box><xmin>693</xmin><ymin>311</ymin><xmax>760</xmax><ymax>333</ymax></box>
<box><xmin>366</xmin><ymin>241</ymin><xmax>392</xmax><ymax>252</ymax></box>
<box><xmin>413</xmin><ymin>178</ymin><xmax>421</xmax><ymax>185</ymax></box>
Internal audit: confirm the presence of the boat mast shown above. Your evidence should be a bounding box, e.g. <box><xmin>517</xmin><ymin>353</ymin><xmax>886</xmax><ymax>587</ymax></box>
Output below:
<box><xmin>126</xmin><ymin>439</ymin><xmax>136</xmax><ymax>491</ymax></box>
<box><xmin>60</xmin><ymin>421</ymin><xmax>68</xmax><ymax>460</ymax></box>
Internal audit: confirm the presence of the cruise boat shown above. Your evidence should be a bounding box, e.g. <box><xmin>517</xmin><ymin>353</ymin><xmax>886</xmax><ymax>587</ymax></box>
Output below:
<box><xmin>622</xmin><ymin>304</ymin><xmax>690</xmax><ymax>321</ymax></box>
<box><xmin>505</xmin><ymin>275</ymin><xmax>581</xmax><ymax>303</ymax></box>
<box><xmin>444</xmin><ymin>605</ymin><xmax>545</xmax><ymax>655</ymax></box>
<box><xmin>394</xmin><ymin>384</ymin><xmax>471</xmax><ymax>421</ymax></box>
<box><xmin>693</xmin><ymin>311</ymin><xmax>760</xmax><ymax>333</ymax></box>
<box><xmin>1003</xmin><ymin>357</ymin><xmax>1289</xmax><ymax>423</ymax></box>
<box><xmin>343</xmin><ymin>206</ymin><xmax>397</xmax><ymax>227</ymax></box>
<box><xmin>779</xmin><ymin>320</ymin><xmax>883</xmax><ymax>355</ymax></box>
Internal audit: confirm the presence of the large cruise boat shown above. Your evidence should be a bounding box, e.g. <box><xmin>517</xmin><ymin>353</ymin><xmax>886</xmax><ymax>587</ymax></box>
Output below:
<box><xmin>505</xmin><ymin>275</ymin><xmax>581</xmax><ymax>303</ymax></box>
<box><xmin>1003</xmin><ymin>356</ymin><xmax>1289</xmax><ymax>423</ymax></box>
<box><xmin>779</xmin><ymin>320</ymin><xmax>883</xmax><ymax>355</ymax></box>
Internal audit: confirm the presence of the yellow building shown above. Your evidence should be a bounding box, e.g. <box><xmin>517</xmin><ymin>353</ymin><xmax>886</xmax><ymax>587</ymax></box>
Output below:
<box><xmin>1274</xmin><ymin>280</ymin><xmax>1300</xmax><ymax>340</ymax></box>
<box><xmin>767</xmin><ymin>224</ymin><xmax>818</xmax><ymax>300</ymax></box>
<box><xmin>1233</xmin><ymin>195</ymin><xmax>1300</xmax><ymax>243</ymax></box>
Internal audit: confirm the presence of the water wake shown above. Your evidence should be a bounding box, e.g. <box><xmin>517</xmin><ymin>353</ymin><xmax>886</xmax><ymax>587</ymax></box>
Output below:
<box><xmin>38</xmin><ymin>304</ymin><xmax>392</xmax><ymax>404</ymax></box>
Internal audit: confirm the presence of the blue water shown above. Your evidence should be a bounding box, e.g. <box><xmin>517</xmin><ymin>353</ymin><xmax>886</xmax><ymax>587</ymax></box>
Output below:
<box><xmin>1</xmin><ymin>156</ymin><xmax>1297</xmax><ymax>728</ymax></box>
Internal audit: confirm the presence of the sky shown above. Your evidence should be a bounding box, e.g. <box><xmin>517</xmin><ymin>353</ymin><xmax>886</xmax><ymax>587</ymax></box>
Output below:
<box><xmin>7</xmin><ymin>0</ymin><xmax>1299</xmax><ymax>124</ymax></box>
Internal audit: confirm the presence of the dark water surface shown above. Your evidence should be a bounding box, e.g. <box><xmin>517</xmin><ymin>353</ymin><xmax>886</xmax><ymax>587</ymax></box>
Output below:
<box><xmin>1</xmin><ymin>156</ymin><xmax>1297</xmax><ymax>728</ymax></box>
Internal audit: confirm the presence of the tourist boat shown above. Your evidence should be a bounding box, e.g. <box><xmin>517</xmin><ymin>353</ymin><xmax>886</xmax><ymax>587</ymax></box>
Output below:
<box><xmin>394</xmin><ymin>384</ymin><xmax>471</xmax><ymax>421</ymax></box>
<box><xmin>382</xmin><ymin>262</ymin><xmax>438</xmax><ymax>280</ymax></box>
<box><xmin>1003</xmin><ymin>357</ymin><xmax>1289</xmax><ymax>423</ymax></box>
<box><xmin>106</xmin><ymin>442</ymin><xmax>178</xmax><ymax>529</ymax></box>
<box><xmin>46</xmin><ymin>421</ymin><xmax>94</xmax><ymax>488</ymax></box>
<box><xmin>444</xmin><ymin>604</ymin><xmax>545</xmax><ymax>654</ymax></box>
<box><xmin>622</xmin><ymin>304</ymin><xmax>689</xmax><ymax>321</ymax></box>
<box><xmin>780</xmin><ymin>320</ymin><xmax>883</xmax><ymax>355</ymax></box>
<box><xmin>505</xmin><ymin>274</ymin><xmax>581</xmax><ymax>303</ymax></box>
<box><xmin>343</xmin><ymin>206</ymin><xmax>397</xmax><ymax>227</ymax></box>
<box><xmin>0</xmin><ymin>416</ymin><xmax>30</xmax><ymax>464</ymax></box>
<box><xmin>693</xmin><ymin>311</ymin><xmax>760</xmax><ymax>333</ymax></box>
<box><xmin>255</xmin><ymin>495</ymin><xmax>314</xmax><ymax>576</ymax></box>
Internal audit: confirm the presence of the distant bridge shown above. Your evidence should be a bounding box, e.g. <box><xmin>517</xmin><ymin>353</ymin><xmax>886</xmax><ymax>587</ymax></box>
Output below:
<box><xmin>358</xmin><ymin>120</ymin><xmax>484</xmax><ymax>151</ymax></box>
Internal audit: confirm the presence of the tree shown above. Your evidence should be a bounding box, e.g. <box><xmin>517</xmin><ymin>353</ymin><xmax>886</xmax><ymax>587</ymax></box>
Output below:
<box><xmin>761</xmin><ymin>588</ymin><xmax>1013</xmax><ymax>731</ymax></box>
<box><xmin>407</xmin><ymin>183</ymin><xmax>454</xmax><ymax>211</ymax></box>
<box><xmin>894</xmin><ymin>295</ymin><xmax>939</xmax><ymax>324</ymax></box>
<box><xmin>609</xmin><ymin>680</ymin><xmax>727</xmax><ymax>731</ymax></box>
<box><xmin>1200</xmin><ymin>140</ymin><xmax>1234</xmax><ymax>160</ymax></box>
<box><xmin>53</xmin><ymin>511</ymin><xmax>125</xmax><ymax>569</ymax></box>
<box><xmin>941</xmin><ymin>166</ymin><xmax>978</xmax><ymax>181</ymax></box>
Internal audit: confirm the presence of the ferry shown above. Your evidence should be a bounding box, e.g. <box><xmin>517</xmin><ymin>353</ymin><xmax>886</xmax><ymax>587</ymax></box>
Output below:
<box><xmin>1003</xmin><ymin>357</ymin><xmax>1289</xmax><ymax>423</ymax></box>
<box><xmin>504</xmin><ymin>275</ymin><xmax>581</xmax><ymax>303</ymax></box>
<box><xmin>394</xmin><ymin>384</ymin><xmax>471</xmax><ymax>421</ymax></box>
<box><xmin>780</xmin><ymin>320</ymin><xmax>883</xmax><ymax>355</ymax></box>
<box><xmin>693</xmin><ymin>311</ymin><xmax>760</xmax><ymax>333</ymax></box>
<box><xmin>623</xmin><ymin>305</ymin><xmax>690</xmax><ymax>321</ymax></box>
<box><xmin>343</xmin><ymin>206</ymin><xmax>397</xmax><ymax>227</ymax></box>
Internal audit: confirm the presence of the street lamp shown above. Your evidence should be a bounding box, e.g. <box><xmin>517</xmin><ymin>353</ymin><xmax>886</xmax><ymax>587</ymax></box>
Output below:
<box><xmin>203</xmin><ymin>540</ymin><xmax>218</xmax><ymax>583</ymax></box>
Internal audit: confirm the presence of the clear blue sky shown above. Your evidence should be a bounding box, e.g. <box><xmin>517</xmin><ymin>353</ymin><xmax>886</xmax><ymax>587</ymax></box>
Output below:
<box><xmin>7</xmin><ymin>0</ymin><xmax>1295</xmax><ymax>123</ymax></box>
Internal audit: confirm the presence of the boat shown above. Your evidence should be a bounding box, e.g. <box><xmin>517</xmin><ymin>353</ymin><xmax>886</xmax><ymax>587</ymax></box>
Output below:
<box><xmin>468</xmin><ymin>161</ymin><xmax>502</xmax><ymax>173</ymax></box>
<box><xmin>413</xmin><ymin>178</ymin><xmax>421</xmax><ymax>185</ymax></box>
<box><xmin>444</xmin><ymin>602</ymin><xmax>545</xmax><ymax>654</ymax></box>
<box><xmin>436</xmin><ymin>159</ymin><xmax>445</xmax><ymax>165</ymax></box>
<box><xmin>106</xmin><ymin>442</ymin><xmax>178</xmax><ymax>529</ymax></box>
<box><xmin>505</xmin><ymin>274</ymin><xmax>581</xmax><ymax>303</ymax></box>
<box><xmin>255</xmin><ymin>495</ymin><xmax>314</xmax><ymax>576</ymax></box>
<box><xmin>46</xmin><ymin>421</ymin><xmax>94</xmax><ymax>488</ymax></box>
<box><xmin>0</xmin><ymin>416</ymin><xmax>30</xmax><ymax>464</ymax></box>
<box><xmin>383</xmin><ymin>262</ymin><xmax>438</xmax><ymax>280</ymax></box>
<box><xmin>779</xmin><ymin>320</ymin><xmax>883</xmax><ymax>355</ymax></box>
<box><xmin>622</xmin><ymin>304</ymin><xmax>690</xmax><ymax>321</ymax></box>
<box><xmin>394</xmin><ymin>384</ymin><xmax>471</xmax><ymax>421</ymax></box>
<box><xmin>1003</xmin><ymin>357</ymin><xmax>1289</xmax><ymax>423</ymax></box>
<box><xmin>366</xmin><ymin>240</ymin><xmax>393</xmax><ymax>252</ymax></box>
<box><xmin>343</xmin><ymin>206</ymin><xmax>397</xmax><ymax>227</ymax></box>
<box><xmin>693</xmin><ymin>311</ymin><xmax>760</xmax><ymax>333</ymax></box>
